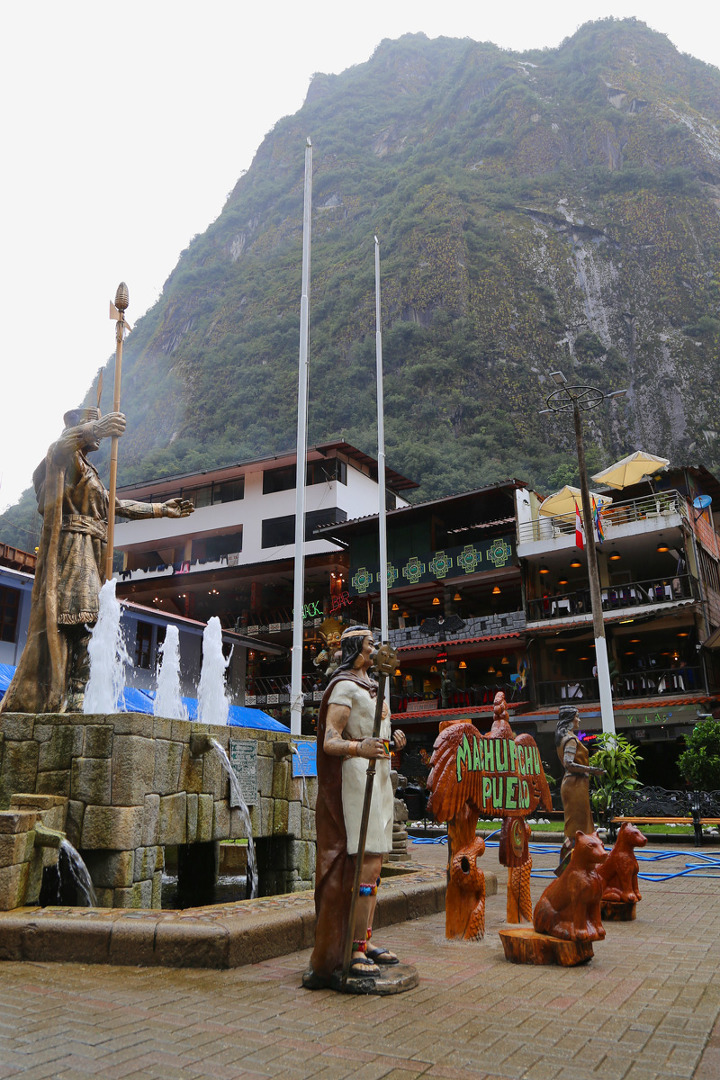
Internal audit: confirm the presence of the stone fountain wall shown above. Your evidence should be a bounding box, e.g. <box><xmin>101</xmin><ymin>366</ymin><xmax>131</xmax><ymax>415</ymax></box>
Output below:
<box><xmin>0</xmin><ymin>713</ymin><xmax>317</xmax><ymax>909</ymax></box>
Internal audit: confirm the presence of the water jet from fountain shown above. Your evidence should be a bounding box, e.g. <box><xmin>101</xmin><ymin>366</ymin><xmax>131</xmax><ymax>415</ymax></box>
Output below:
<box><xmin>83</xmin><ymin>579</ymin><xmax>129</xmax><ymax>714</ymax></box>
<box><xmin>154</xmin><ymin>625</ymin><xmax>187</xmax><ymax>720</ymax></box>
<box><xmin>210</xmin><ymin>739</ymin><xmax>258</xmax><ymax>898</ymax></box>
<box><xmin>197</xmin><ymin>617</ymin><xmax>230</xmax><ymax>726</ymax></box>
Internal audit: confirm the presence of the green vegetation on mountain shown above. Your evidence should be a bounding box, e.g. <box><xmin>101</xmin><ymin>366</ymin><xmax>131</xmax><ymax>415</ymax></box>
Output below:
<box><xmin>4</xmin><ymin>17</ymin><xmax>720</xmax><ymax>547</ymax></box>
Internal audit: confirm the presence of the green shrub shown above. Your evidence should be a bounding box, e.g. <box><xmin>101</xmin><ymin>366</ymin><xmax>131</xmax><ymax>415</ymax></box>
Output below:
<box><xmin>677</xmin><ymin>719</ymin><xmax>720</xmax><ymax>790</ymax></box>
<box><xmin>589</xmin><ymin>734</ymin><xmax>642</xmax><ymax>814</ymax></box>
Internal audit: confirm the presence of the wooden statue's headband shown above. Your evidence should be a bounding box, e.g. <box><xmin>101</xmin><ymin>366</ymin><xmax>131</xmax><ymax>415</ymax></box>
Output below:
<box><xmin>340</xmin><ymin>628</ymin><xmax>372</xmax><ymax>640</ymax></box>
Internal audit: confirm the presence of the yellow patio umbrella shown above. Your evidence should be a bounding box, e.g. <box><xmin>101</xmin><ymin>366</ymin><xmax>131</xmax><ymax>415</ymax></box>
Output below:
<box><xmin>591</xmin><ymin>451</ymin><xmax>670</xmax><ymax>491</ymax></box>
<box><xmin>538</xmin><ymin>485</ymin><xmax>613</xmax><ymax>517</ymax></box>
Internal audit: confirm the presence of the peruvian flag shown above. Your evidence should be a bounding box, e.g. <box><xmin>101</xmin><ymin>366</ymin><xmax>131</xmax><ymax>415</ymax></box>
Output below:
<box><xmin>575</xmin><ymin>501</ymin><xmax>584</xmax><ymax>549</ymax></box>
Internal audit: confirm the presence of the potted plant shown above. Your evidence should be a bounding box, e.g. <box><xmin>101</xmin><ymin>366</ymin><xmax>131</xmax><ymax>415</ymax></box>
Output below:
<box><xmin>589</xmin><ymin>734</ymin><xmax>643</xmax><ymax>816</ymax></box>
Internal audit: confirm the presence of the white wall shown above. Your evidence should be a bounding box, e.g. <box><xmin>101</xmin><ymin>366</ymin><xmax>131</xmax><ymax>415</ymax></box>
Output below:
<box><xmin>115</xmin><ymin>459</ymin><xmax>399</xmax><ymax>570</ymax></box>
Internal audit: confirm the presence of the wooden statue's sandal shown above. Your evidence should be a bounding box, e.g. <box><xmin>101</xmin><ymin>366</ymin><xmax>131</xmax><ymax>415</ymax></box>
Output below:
<box><xmin>366</xmin><ymin>945</ymin><xmax>399</xmax><ymax>965</ymax></box>
<box><xmin>349</xmin><ymin>956</ymin><xmax>382</xmax><ymax>977</ymax></box>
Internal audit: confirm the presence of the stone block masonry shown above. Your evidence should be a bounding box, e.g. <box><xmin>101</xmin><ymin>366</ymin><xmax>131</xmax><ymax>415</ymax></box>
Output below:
<box><xmin>0</xmin><ymin>713</ymin><xmax>317</xmax><ymax>910</ymax></box>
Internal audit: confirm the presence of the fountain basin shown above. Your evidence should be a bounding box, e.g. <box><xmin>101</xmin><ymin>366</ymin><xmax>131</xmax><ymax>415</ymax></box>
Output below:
<box><xmin>0</xmin><ymin>712</ymin><xmax>316</xmax><ymax>909</ymax></box>
<box><xmin>0</xmin><ymin>866</ymin><xmax>448</xmax><ymax>969</ymax></box>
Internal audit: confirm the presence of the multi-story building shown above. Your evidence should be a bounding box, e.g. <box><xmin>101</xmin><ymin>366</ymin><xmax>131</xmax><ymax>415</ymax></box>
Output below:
<box><xmin>516</xmin><ymin>465</ymin><xmax>720</xmax><ymax>785</ymax></box>
<box><xmin>113</xmin><ymin>441</ymin><xmax>415</xmax><ymax>726</ymax></box>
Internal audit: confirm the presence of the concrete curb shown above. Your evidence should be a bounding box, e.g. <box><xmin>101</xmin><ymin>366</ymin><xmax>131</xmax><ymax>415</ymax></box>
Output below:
<box><xmin>0</xmin><ymin>865</ymin><xmax>457</xmax><ymax>970</ymax></box>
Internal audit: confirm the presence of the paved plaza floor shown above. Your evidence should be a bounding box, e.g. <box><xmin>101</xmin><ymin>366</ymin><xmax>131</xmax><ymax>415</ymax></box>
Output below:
<box><xmin>1</xmin><ymin>838</ymin><xmax>719</xmax><ymax>1080</ymax></box>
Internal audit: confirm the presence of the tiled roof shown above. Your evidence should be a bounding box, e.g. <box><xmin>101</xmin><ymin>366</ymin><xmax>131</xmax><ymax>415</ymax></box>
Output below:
<box><xmin>397</xmin><ymin>631</ymin><xmax>523</xmax><ymax>654</ymax></box>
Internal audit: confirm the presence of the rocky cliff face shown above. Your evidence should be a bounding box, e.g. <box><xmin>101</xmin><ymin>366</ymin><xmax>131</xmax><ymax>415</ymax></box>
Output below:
<box><xmin>4</xmin><ymin>18</ymin><xmax>720</xmax><ymax>550</ymax></box>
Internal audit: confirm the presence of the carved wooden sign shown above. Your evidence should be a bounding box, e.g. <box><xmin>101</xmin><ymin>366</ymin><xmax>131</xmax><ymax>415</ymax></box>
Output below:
<box><xmin>453</xmin><ymin>733</ymin><xmax>545</xmax><ymax>815</ymax></box>
<box><xmin>429</xmin><ymin>723</ymin><xmax>551</xmax><ymax>826</ymax></box>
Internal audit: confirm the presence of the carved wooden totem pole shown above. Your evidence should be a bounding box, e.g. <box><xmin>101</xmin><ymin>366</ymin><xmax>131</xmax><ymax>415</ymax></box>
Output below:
<box><xmin>427</xmin><ymin>693</ymin><xmax>552</xmax><ymax>941</ymax></box>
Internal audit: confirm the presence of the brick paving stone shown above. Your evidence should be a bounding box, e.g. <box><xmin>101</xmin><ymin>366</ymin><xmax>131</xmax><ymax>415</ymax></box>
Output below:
<box><xmin>2</xmin><ymin>843</ymin><xmax>720</xmax><ymax>1079</ymax></box>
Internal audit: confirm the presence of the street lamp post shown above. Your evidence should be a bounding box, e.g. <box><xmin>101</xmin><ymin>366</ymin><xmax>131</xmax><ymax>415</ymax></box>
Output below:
<box><xmin>542</xmin><ymin>372</ymin><xmax>627</xmax><ymax>737</ymax></box>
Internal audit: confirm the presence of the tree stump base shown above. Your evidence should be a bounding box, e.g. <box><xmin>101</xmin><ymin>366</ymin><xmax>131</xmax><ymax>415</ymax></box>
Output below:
<box><xmin>499</xmin><ymin>927</ymin><xmax>595</xmax><ymax>966</ymax></box>
<box><xmin>601</xmin><ymin>899</ymin><xmax>637</xmax><ymax>921</ymax></box>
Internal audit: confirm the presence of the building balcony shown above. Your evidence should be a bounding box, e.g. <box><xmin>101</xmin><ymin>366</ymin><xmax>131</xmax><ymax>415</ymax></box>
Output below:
<box><xmin>244</xmin><ymin>673</ymin><xmax>325</xmax><ymax>707</ymax></box>
<box><xmin>517</xmin><ymin>490</ymin><xmax>687</xmax><ymax>556</ymax></box>
<box><xmin>526</xmin><ymin>573</ymin><xmax>697</xmax><ymax>626</ymax></box>
<box><xmin>534</xmin><ymin>664</ymin><xmax>704</xmax><ymax>707</ymax></box>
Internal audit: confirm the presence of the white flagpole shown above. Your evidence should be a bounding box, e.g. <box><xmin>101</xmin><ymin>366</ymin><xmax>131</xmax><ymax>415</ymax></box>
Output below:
<box><xmin>290</xmin><ymin>139</ymin><xmax>312</xmax><ymax>737</ymax></box>
<box><xmin>375</xmin><ymin>237</ymin><xmax>389</xmax><ymax>648</ymax></box>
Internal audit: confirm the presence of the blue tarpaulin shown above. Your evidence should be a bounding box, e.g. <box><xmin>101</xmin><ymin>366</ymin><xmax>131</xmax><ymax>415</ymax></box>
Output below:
<box><xmin>0</xmin><ymin>663</ymin><xmax>288</xmax><ymax>731</ymax></box>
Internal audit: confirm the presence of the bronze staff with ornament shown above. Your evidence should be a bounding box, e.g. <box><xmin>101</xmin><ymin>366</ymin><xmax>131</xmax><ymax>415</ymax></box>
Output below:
<box><xmin>0</xmin><ymin>283</ymin><xmax>193</xmax><ymax>715</ymax></box>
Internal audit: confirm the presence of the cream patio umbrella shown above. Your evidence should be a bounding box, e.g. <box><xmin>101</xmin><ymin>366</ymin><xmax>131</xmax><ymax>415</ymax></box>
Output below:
<box><xmin>591</xmin><ymin>451</ymin><xmax>670</xmax><ymax>491</ymax></box>
<box><xmin>538</xmin><ymin>484</ymin><xmax>613</xmax><ymax>517</ymax></box>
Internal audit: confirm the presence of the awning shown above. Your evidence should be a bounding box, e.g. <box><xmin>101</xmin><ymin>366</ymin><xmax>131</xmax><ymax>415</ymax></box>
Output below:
<box><xmin>591</xmin><ymin>451</ymin><xmax>670</xmax><ymax>490</ymax></box>
<box><xmin>0</xmin><ymin>664</ymin><xmax>289</xmax><ymax>732</ymax></box>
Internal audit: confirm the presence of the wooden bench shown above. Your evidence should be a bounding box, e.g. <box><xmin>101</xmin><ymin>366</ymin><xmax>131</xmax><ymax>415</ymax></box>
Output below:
<box><xmin>607</xmin><ymin>787</ymin><xmax>720</xmax><ymax>845</ymax></box>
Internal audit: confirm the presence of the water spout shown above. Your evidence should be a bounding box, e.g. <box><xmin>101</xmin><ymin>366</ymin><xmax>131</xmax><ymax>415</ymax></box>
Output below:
<box><xmin>210</xmin><ymin>739</ymin><xmax>257</xmax><ymax>898</ymax></box>
<box><xmin>36</xmin><ymin>828</ymin><xmax>98</xmax><ymax>907</ymax></box>
<box><xmin>59</xmin><ymin>839</ymin><xmax>97</xmax><ymax>906</ymax></box>
<box><xmin>291</xmin><ymin>743</ymin><xmax>309</xmax><ymax>811</ymax></box>
<box><xmin>197</xmin><ymin>617</ymin><xmax>230</xmax><ymax>726</ymax></box>
<box><xmin>84</xmin><ymin>578</ymin><xmax>129</xmax><ymax>714</ymax></box>
<box><xmin>154</xmin><ymin>625</ymin><xmax>188</xmax><ymax>720</ymax></box>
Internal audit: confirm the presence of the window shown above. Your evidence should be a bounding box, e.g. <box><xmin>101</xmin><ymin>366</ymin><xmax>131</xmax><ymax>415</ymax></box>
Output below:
<box><xmin>0</xmin><ymin>586</ymin><xmax>19</xmax><ymax>643</ymax></box>
<box><xmin>305</xmin><ymin>507</ymin><xmax>346</xmax><ymax>540</ymax></box>
<box><xmin>134</xmin><ymin>621</ymin><xmax>154</xmax><ymax>669</ymax></box>
<box><xmin>191</xmin><ymin>485</ymin><xmax>213</xmax><ymax>508</ymax></box>
<box><xmin>262</xmin><ymin>514</ymin><xmax>295</xmax><ymax>548</ymax></box>
<box><xmin>205</xmin><ymin>530</ymin><xmax>243</xmax><ymax>560</ymax></box>
<box><xmin>263</xmin><ymin>465</ymin><xmax>296</xmax><ymax>494</ymax></box>
<box><xmin>307</xmin><ymin>459</ymin><xmax>347</xmax><ymax>486</ymax></box>
<box><xmin>262</xmin><ymin>508</ymin><xmax>348</xmax><ymax>548</ymax></box>
<box><xmin>216</xmin><ymin>477</ymin><xmax>244</xmax><ymax>503</ymax></box>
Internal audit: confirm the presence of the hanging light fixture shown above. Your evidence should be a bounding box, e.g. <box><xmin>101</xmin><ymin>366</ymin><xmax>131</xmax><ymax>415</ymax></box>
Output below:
<box><xmin>432</xmin><ymin>596</ymin><xmax>441</xmax><ymax>606</ymax></box>
<box><xmin>430</xmin><ymin>664</ymin><xmax>438</xmax><ymax>673</ymax></box>
<box><xmin>458</xmin><ymin>660</ymin><xmax>467</xmax><ymax>670</ymax></box>
<box><xmin>539</xmin><ymin>564</ymin><xmax>549</xmax><ymax>575</ymax></box>
<box><xmin>558</xmin><ymin>577</ymin><xmax>568</xmax><ymax>586</ymax></box>
<box><xmin>501</xmin><ymin>656</ymin><xmax>510</xmax><ymax>665</ymax></box>
<box><xmin>570</xmin><ymin>558</ymin><xmax>582</xmax><ymax>569</ymax></box>
<box><xmin>391</xmin><ymin>602</ymin><xmax>399</xmax><ymax>612</ymax></box>
<box><xmin>453</xmin><ymin>592</ymin><xmax>462</xmax><ymax>602</ymax></box>
<box><xmin>401</xmin><ymin>611</ymin><xmax>410</xmax><ymax>619</ymax></box>
<box><xmin>609</xmin><ymin>548</ymin><xmax>621</xmax><ymax>562</ymax></box>
<box><xmin>492</xmin><ymin>585</ymin><xmax>501</xmax><ymax>595</ymax></box>
<box><xmin>657</xmin><ymin>537</ymin><xmax>669</xmax><ymax>553</ymax></box>
<box><xmin>487</xmin><ymin>665</ymin><xmax>496</xmax><ymax>675</ymax></box>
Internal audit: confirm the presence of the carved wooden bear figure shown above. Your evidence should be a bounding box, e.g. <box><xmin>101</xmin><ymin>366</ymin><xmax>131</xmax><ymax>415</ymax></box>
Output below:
<box><xmin>533</xmin><ymin>831</ymin><xmax>607</xmax><ymax>942</ymax></box>
<box><xmin>598</xmin><ymin>822</ymin><xmax>646</xmax><ymax>903</ymax></box>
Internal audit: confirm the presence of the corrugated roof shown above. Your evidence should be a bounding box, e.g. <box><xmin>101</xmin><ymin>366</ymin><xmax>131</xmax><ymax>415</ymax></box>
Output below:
<box><xmin>315</xmin><ymin>481</ymin><xmax>528</xmax><ymax>536</ymax></box>
<box><xmin>525</xmin><ymin>599</ymin><xmax>696</xmax><ymax>634</ymax></box>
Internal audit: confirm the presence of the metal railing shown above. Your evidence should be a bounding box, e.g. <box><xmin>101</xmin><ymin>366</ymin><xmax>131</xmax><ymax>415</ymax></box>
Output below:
<box><xmin>518</xmin><ymin>490</ymin><xmax>687</xmax><ymax>545</ymax></box>
<box><xmin>527</xmin><ymin>573</ymin><xmax>695</xmax><ymax>622</ymax></box>
<box><xmin>535</xmin><ymin>664</ymin><xmax>703</xmax><ymax>706</ymax></box>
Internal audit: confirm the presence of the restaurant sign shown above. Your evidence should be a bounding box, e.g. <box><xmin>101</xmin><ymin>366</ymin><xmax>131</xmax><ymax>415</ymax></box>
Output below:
<box><xmin>349</xmin><ymin>534</ymin><xmax>515</xmax><ymax>596</ymax></box>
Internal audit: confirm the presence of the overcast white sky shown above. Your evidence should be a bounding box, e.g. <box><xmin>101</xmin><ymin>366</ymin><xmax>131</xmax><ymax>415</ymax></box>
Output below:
<box><xmin>2</xmin><ymin>1</ymin><xmax>719</xmax><ymax>518</ymax></box>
